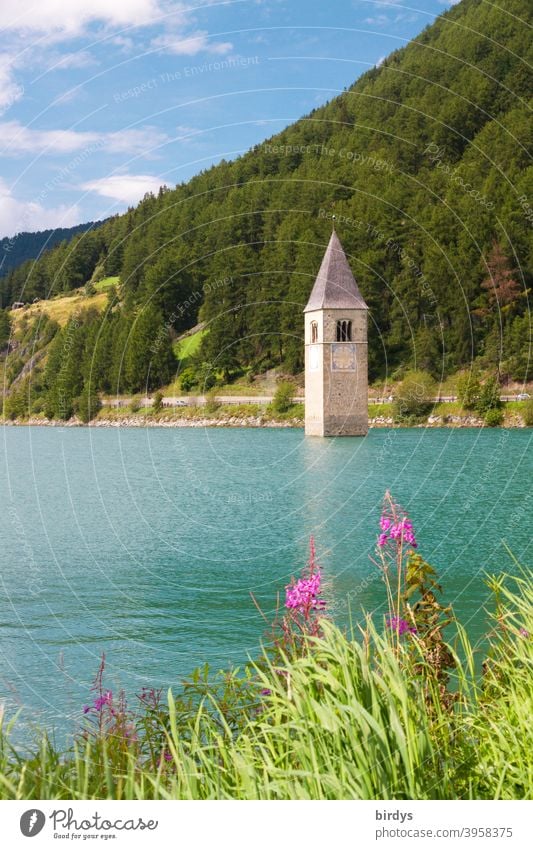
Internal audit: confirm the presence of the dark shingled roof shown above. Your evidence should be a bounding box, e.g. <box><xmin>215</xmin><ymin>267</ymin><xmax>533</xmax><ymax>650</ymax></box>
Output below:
<box><xmin>304</xmin><ymin>230</ymin><xmax>368</xmax><ymax>312</ymax></box>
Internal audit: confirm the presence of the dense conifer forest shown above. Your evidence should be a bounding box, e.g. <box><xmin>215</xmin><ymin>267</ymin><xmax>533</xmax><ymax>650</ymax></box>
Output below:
<box><xmin>1</xmin><ymin>0</ymin><xmax>531</xmax><ymax>418</ymax></box>
<box><xmin>0</xmin><ymin>222</ymin><xmax>100</xmax><ymax>281</ymax></box>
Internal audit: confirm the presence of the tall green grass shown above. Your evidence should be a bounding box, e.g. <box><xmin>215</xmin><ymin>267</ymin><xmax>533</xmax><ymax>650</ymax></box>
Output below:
<box><xmin>0</xmin><ymin>571</ymin><xmax>531</xmax><ymax>800</ymax></box>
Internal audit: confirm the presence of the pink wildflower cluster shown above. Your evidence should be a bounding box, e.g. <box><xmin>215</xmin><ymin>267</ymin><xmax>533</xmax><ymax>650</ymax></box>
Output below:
<box><xmin>285</xmin><ymin>571</ymin><xmax>323</xmax><ymax>610</ymax></box>
<box><xmin>82</xmin><ymin>654</ymin><xmax>138</xmax><ymax>745</ymax></box>
<box><xmin>83</xmin><ymin>690</ymin><xmax>113</xmax><ymax>715</ymax></box>
<box><xmin>378</xmin><ymin>514</ymin><xmax>417</xmax><ymax>549</ymax></box>
<box><xmin>386</xmin><ymin>616</ymin><xmax>417</xmax><ymax>636</ymax></box>
<box><xmin>276</xmin><ymin>537</ymin><xmax>326</xmax><ymax>652</ymax></box>
<box><xmin>285</xmin><ymin>537</ymin><xmax>325</xmax><ymax>615</ymax></box>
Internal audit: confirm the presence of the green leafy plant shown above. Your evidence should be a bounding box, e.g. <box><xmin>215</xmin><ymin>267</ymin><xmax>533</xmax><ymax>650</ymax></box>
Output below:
<box><xmin>179</xmin><ymin>366</ymin><xmax>197</xmax><ymax>392</ymax></box>
<box><xmin>484</xmin><ymin>407</ymin><xmax>504</xmax><ymax>427</ymax></box>
<box><xmin>476</xmin><ymin>374</ymin><xmax>502</xmax><ymax>415</ymax></box>
<box><xmin>521</xmin><ymin>399</ymin><xmax>533</xmax><ymax>427</ymax></box>
<box><xmin>152</xmin><ymin>390</ymin><xmax>164</xmax><ymax>414</ymax></box>
<box><xmin>392</xmin><ymin>371</ymin><xmax>434</xmax><ymax>421</ymax></box>
<box><xmin>3</xmin><ymin>381</ymin><xmax>30</xmax><ymax>420</ymax></box>
<box><xmin>75</xmin><ymin>384</ymin><xmax>102</xmax><ymax>423</ymax></box>
<box><xmin>456</xmin><ymin>370</ymin><xmax>481</xmax><ymax>410</ymax></box>
<box><xmin>374</xmin><ymin>491</ymin><xmax>456</xmax><ymax>713</ymax></box>
<box><xmin>204</xmin><ymin>389</ymin><xmax>220</xmax><ymax>414</ymax></box>
<box><xmin>271</xmin><ymin>380</ymin><xmax>295</xmax><ymax>414</ymax></box>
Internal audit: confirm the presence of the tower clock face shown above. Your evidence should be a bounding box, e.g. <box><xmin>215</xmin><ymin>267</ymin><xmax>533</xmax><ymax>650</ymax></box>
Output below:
<box><xmin>331</xmin><ymin>343</ymin><xmax>356</xmax><ymax>371</ymax></box>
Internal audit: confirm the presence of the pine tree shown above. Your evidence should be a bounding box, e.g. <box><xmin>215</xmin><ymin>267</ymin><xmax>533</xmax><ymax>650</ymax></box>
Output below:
<box><xmin>125</xmin><ymin>305</ymin><xmax>175</xmax><ymax>392</ymax></box>
<box><xmin>0</xmin><ymin>309</ymin><xmax>11</xmax><ymax>350</ymax></box>
<box><xmin>481</xmin><ymin>241</ymin><xmax>521</xmax><ymax>309</ymax></box>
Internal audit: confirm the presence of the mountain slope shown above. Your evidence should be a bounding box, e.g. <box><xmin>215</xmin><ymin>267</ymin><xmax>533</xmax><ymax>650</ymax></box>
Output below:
<box><xmin>1</xmin><ymin>0</ymin><xmax>531</xmax><ymax>417</ymax></box>
<box><xmin>0</xmin><ymin>222</ymin><xmax>101</xmax><ymax>283</ymax></box>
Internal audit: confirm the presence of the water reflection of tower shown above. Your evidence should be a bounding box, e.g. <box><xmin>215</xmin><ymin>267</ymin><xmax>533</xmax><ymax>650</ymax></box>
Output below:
<box><xmin>300</xmin><ymin>425</ymin><xmax>382</xmax><ymax>625</ymax></box>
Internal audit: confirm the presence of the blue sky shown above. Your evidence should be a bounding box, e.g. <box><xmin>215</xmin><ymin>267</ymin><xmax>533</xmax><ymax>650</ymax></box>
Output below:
<box><xmin>0</xmin><ymin>0</ymin><xmax>459</xmax><ymax>238</ymax></box>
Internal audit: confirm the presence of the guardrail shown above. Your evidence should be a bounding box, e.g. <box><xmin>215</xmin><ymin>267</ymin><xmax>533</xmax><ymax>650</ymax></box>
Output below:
<box><xmin>101</xmin><ymin>394</ymin><xmax>526</xmax><ymax>408</ymax></box>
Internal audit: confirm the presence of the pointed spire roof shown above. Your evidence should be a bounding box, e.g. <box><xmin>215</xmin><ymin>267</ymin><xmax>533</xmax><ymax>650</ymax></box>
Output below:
<box><xmin>304</xmin><ymin>230</ymin><xmax>368</xmax><ymax>312</ymax></box>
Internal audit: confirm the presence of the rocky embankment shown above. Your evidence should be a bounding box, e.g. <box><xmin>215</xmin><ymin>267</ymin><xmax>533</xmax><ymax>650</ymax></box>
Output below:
<box><xmin>2</xmin><ymin>412</ymin><xmax>527</xmax><ymax>429</ymax></box>
<box><xmin>2</xmin><ymin>414</ymin><xmax>303</xmax><ymax>428</ymax></box>
<box><xmin>369</xmin><ymin>413</ymin><xmax>526</xmax><ymax>428</ymax></box>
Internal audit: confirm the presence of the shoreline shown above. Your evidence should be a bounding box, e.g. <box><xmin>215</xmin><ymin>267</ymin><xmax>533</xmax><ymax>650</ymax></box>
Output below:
<box><xmin>1</xmin><ymin>413</ymin><xmax>528</xmax><ymax>429</ymax></box>
<box><xmin>2</xmin><ymin>414</ymin><xmax>303</xmax><ymax>429</ymax></box>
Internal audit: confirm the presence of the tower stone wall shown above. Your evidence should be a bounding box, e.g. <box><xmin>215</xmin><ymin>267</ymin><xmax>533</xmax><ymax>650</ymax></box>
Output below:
<box><xmin>304</xmin><ymin>231</ymin><xmax>368</xmax><ymax>437</ymax></box>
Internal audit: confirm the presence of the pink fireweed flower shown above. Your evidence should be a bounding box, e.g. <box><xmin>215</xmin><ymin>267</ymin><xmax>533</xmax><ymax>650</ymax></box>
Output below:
<box><xmin>93</xmin><ymin>691</ymin><xmax>113</xmax><ymax>712</ymax></box>
<box><xmin>83</xmin><ymin>689</ymin><xmax>113</xmax><ymax>715</ymax></box>
<box><xmin>285</xmin><ymin>572</ymin><xmax>322</xmax><ymax>610</ymax></box>
<box><xmin>519</xmin><ymin>627</ymin><xmax>530</xmax><ymax>638</ymax></box>
<box><xmin>386</xmin><ymin>616</ymin><xmax>417</xmax><ymax>636</ymax></box>
<box><xmin>285</xmin><ymin>536</ymin><xmax>325</xmax><ymax>614</ymax></box>
<box><xmin>378</xmin><ymin>512</ymin><xmax>417</xmax><ymax>550</ymax></box>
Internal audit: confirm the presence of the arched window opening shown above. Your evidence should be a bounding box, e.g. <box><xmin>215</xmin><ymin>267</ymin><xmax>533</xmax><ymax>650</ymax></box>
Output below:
<box><xmin>336</xmin><ymin>319</ymin><xmax>352</xmax><ymax>342</ymax></box>
<box><xmin>311</xmin><ymin>321</ymin><xmax>318</xmax><ymax>343</ymax></box>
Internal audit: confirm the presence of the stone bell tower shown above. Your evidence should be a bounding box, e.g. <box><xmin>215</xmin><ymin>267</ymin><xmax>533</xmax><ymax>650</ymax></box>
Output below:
<box><xmin>304</xmin><ymin>229</ymin><xmax>368</xmax><ymax>437</ymax></box>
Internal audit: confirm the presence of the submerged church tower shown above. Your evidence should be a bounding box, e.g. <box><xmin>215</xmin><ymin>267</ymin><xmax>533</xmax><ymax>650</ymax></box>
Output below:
<box><xmin>304</xmin><ymin>230</ymin><xmax>368</xmax><ymax>437</ymax></box>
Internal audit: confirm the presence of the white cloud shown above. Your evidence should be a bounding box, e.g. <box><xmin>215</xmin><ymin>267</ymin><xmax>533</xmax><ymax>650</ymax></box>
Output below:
<box><xmin>110</xmin><ymin>35</ymin><xmax>135</xmax><ymax>52</ymax></box>
<box><xmin>0</xmin><ymin>55</ymin><xmax>24</xmax><ymax>113</ymax></box>
<box><xmin>363</xmin><ymin>15</ymin><xmax>390</xmax><ymax>26</ymax></box>
<box><xmin>175</xmin><ymin>125</ymin><xmax>202</xmax><ymax>140</ymax></box>
<box><xmin>0</xmin><ymin>0</ymin><xmax>163</xmax><ymax>38</ymax></box>
<box><xmin>394</xmin><ymin>12</ymin><xmax>420</xmax><ymax>23</ymax></box>
<box><xmin>364</xmin><ymin>8</ymin><xmax>418</xmax><ymax>26</ymax></box>
<box><xmin>103</xmin><ymin>127</ymin><xmax>168</xmax><ymax>156</ymax></box>
<box><xmin>49</xmin><ymin>51</ymin><xmax>96</xmax><ymax>70</ymax></box>
<box><xmin>0</xmin><ymin>178</ymin><xmax>80</xmax><ymax>238</ymax></box>
<box><xmin>151</xmin><ymin>31</ymin><xmax>233</xmax><ymax>56</ymax></box>
<box><xmin>0</xmin><ymin>1</ymin><xmax>234</xmax><ymax>115</ymax></box>
<box><xmin>0</xmin><ymin>121</ymin><xmax>168</xmax><ymax>157</ymax></box>
<box><xmin>81</xmin><ymin>174</ymin><xmax>166</xmax><ymax>204</ymax></box>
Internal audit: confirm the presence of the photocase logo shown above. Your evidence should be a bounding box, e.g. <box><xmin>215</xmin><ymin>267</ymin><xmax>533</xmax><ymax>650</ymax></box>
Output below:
<box><xmin>20</xmin><ymin>809</ymin><xmax>46</xmax><ymax>837</ymax></box>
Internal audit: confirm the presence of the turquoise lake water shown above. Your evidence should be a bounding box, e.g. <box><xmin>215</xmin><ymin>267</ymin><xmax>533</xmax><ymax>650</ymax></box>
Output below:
<box><xmin>0</xmin><ymin>426</ymin><xmax>531</xmax><ymax>736</ymax></box>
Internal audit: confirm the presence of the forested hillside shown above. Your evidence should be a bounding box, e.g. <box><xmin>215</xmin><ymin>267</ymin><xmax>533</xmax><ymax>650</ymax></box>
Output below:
<box><xmin>0</xmin><ymin>222</ymin><xmax>100</xmax><ymax>283</ymax></box>
<box><xmin>1</xmin><ymin>0</ymin><xmax>531</xmax><ymax>418</ymax></box>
